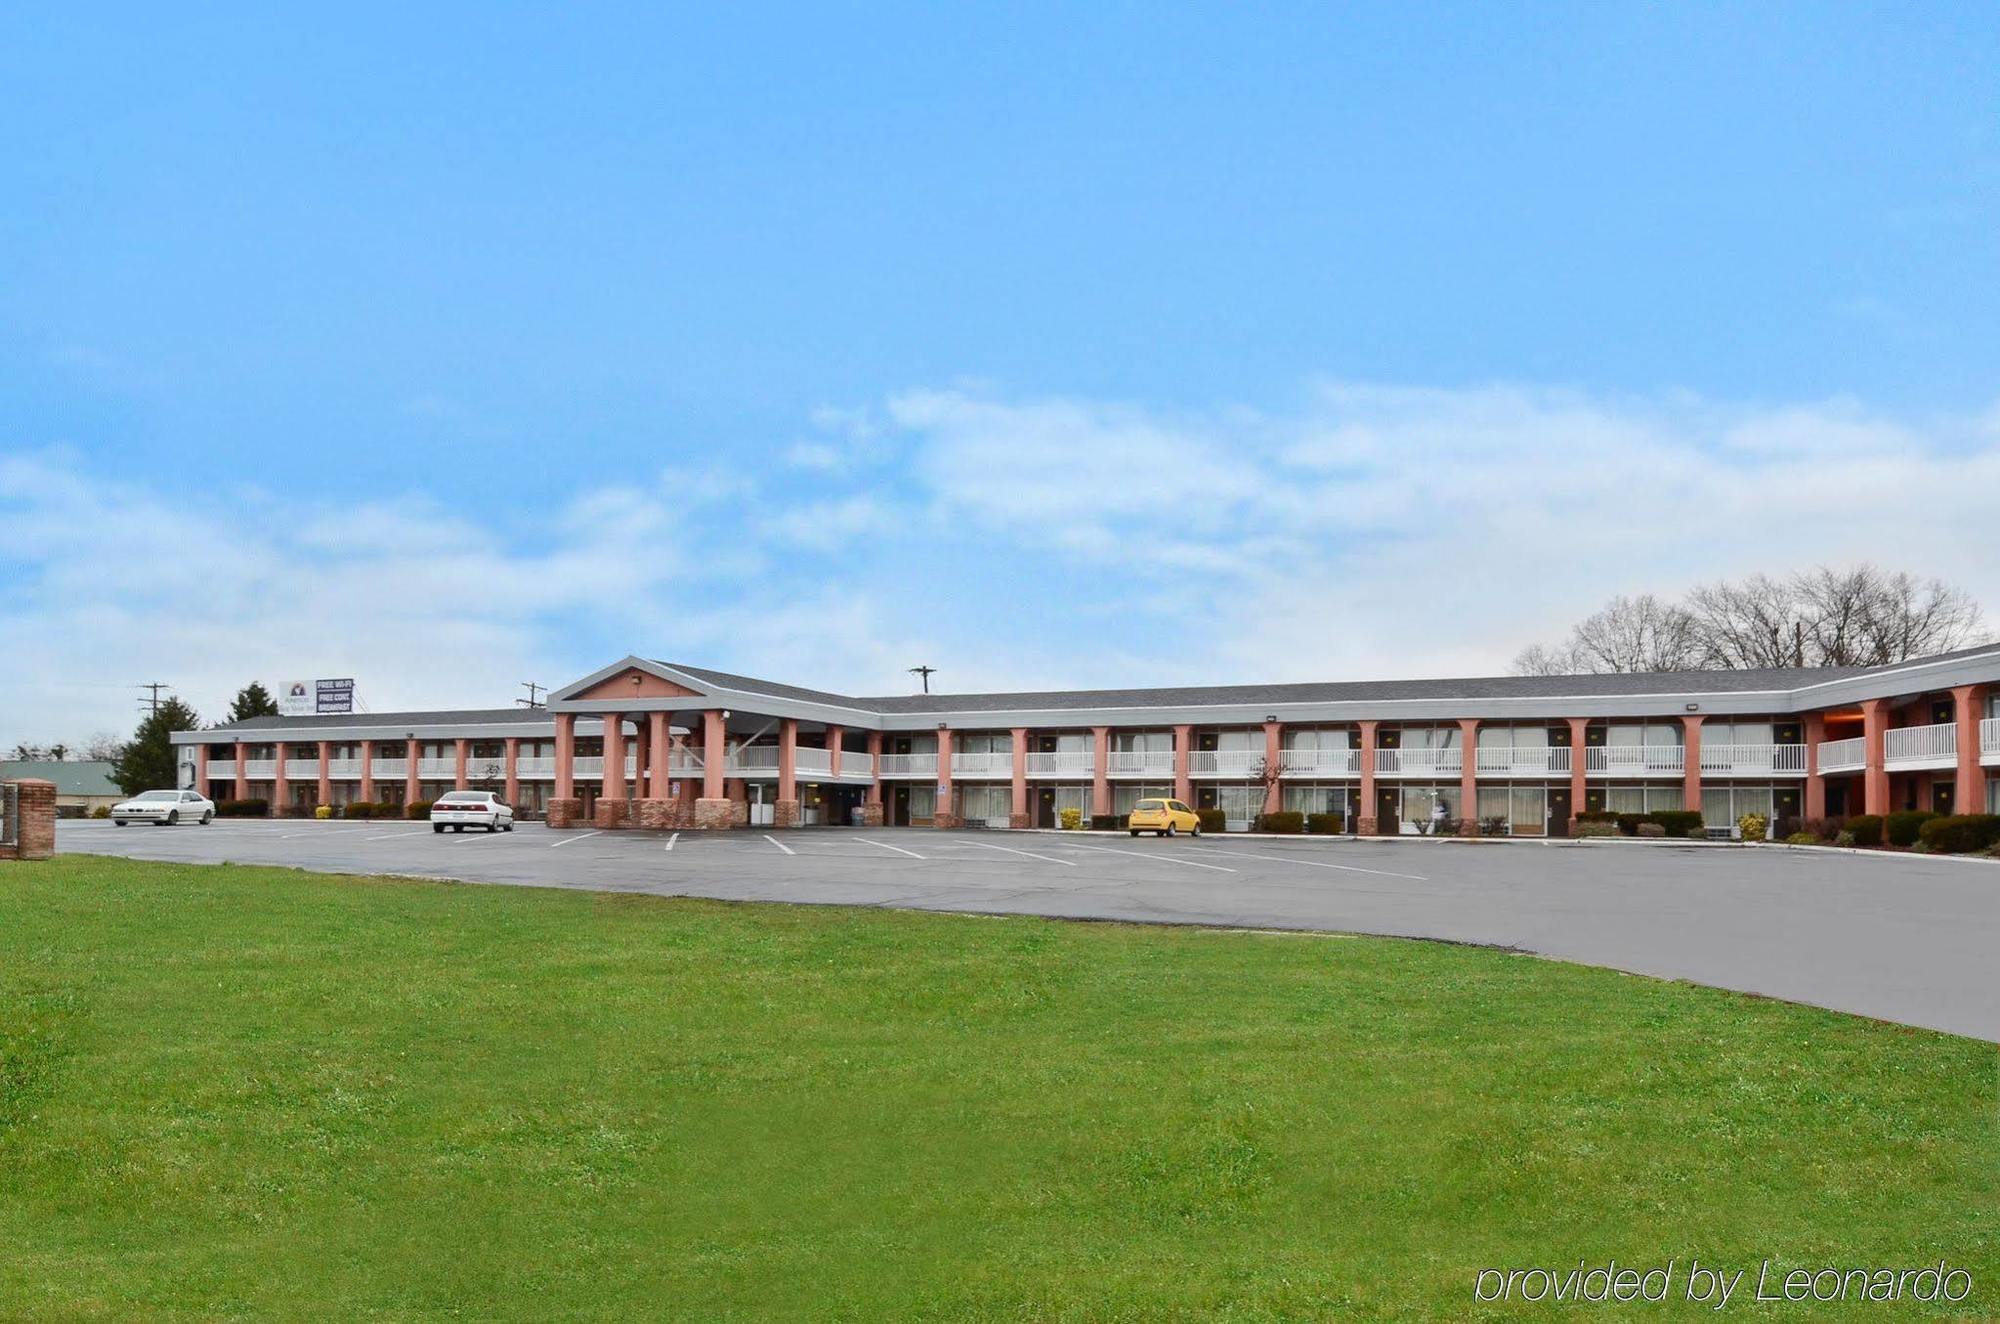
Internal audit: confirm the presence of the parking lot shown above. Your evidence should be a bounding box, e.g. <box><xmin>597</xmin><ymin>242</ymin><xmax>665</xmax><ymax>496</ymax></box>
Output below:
<box><xmin>56</xmin><ymin>819</ymin><xmax>2000</xmax><ymax>1041</ymax></box>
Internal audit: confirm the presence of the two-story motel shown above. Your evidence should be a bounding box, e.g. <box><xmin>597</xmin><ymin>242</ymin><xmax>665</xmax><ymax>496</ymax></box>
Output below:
<box><xmin>169</xmin><ymin>645</ymin><xmax>2000</xmax><ymax>834</ymax></box>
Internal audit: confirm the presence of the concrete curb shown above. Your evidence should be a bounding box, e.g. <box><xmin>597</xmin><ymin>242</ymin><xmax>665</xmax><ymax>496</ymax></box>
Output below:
<box><xmin>1761</xmin><ymin>841</ymin><xmax>2000</xmax><ymax>867</ymax></box>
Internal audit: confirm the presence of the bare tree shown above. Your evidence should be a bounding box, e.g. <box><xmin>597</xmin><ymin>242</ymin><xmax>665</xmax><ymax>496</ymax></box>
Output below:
<box><xmin>1566</xmin><ymin>594</ymin><xmax>1704</xmax><ymax>673</ymax></box>
<box><xmin>1685</xmin><ymin>575</ymin><xmax>1807</xmax><ymax>669</ymax></box>
<box><xmin>81</xmin><ymin>732</ymin><xmax>126</xmax><ymax>762</ymax></box>
<box><xmin>1509</xmin><ymin>642</ymin><xmax>1580</xmax><ymax>676</ymax></box>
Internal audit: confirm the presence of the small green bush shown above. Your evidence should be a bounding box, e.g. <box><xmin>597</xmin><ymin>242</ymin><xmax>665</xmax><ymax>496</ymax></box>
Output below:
<box><xmin>343</xmin><ymin>802</ymin><xmax>374</xmax><ymax>819</ymax></box>
<box><xmin>90</xmin><ymin>805</ymin><xmax>112</xmax><ymax>819</ymax></box>
<box><xmin>1090</xmin><ymin>814</ymin><xmax>1123</xmax><ymax>832</ymax></box>
<box><xmin>1916</xmin><ymin>814</ymin><xmax>2000</xmax><ymax>855</ymax></box>
<box><xmin>405</xmin><ymin>800</ymin><xmax>435</xmax><ymax>820</ymax></box>
<box><xmin>1304</xmin><ymin>812</ymin><xmax>1345</xmax><ymax>835</ymax></box>
<box><xmin>1884</xmin><ymin>810</ymin><xmax>1937</xmax><ymax>848</ymax></box>
<box><xmin>1783</xmin><ymin>832</ymin><xmax>1819</xmax><ymax>845</ymax></box>
<box><xmin>1650</xmin><ymin>810</ymin><xmax>1705</xmax><ymax>838</ymax></box>
<box><xmin>1254</xmin><ymin>811</ymin><xmax>1304</xmax><ymax>834</ymax></box>
<box><xmin>1195</xmin><ymin>808</ymin><xmax>1227</xmax><ymax>834</ymax></box>
<box><xmin>1834</xmin><ymin>830</ymin><xmax>1857</xmax><ymax>847</ymax></box>
<box><xmin>1573</xmin><ymin>810</ymin><xmax>1619</xmax><ymax>824</ymax></box>
<box><xmin>214</xmin><ymin>799</ymin><xmax>269</xmax><ymax>818</ymax></box>
<box><xmin>1634</xmin><ymin>822</ymin><xmax>1667</xmax><ymax>839</ymax></box>
<box><xmin>1843</xmin><ymin>815</ymin><xmax>1883</xmax><ymax>847</ymax></box>
<box><xmin>1575</xmin><ymin>820</ymin><xmax>1618</xmax><ymax>838</ymax></box>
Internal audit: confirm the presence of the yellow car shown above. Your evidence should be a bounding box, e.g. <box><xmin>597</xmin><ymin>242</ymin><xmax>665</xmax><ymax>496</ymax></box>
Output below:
<box><xmin>1128</xmin><ymin>797</ymin><xmax>1201</xmax><ymax>837</ymax></box>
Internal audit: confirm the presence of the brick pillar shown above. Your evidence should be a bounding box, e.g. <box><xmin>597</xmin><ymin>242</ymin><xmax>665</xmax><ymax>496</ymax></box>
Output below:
<box><xmin>1357</xmin><ymin>720</ymin><xmax>1379</xmax><ymax>834</ymax></box>
<box><xmin>1861</xmin><ymin>698</ymin><xmax>1889</xmax><ymax>816</ymax></box>
<box><xmin>504</xmin><ymin>737</ymin><xmax>520</xmax><ymax>807</ymax></box>
<box><xmin>1009</xmin><ymin>727</ymin><xmax>1029</xmax><ymax>829</ymax></box>
<box><xmin>454</xmin><ymin>738</ymin><xmax>470</xmax><ymax>792</ymax></box>
<box><xmin>935</xmin><ymin>728</ymin><xmax>956</xmax><ymax>828</ymax></box>
<box><xmin>272</xmin><ymin>743</ymin><xmax>289</xmax><ymax>813</ymax></box>
<box><xmin>774</xmin><ymin>718</ymin><xmax>799</xmax><ymax>827</ymax></box>
<box><xmin>358</xmin><ymin>739</ymin><xmax>374</xmax><ymax>801</ymax></box>
<box><xmin>1262</xmin><ymin>720</ymin><xmax>1284</xmax><ymax>815</ymax></box>
<box><xmin>1681</xmin><ymin>715</ymin><xmax>1703</xmax><ymax>815</ymax></box>
<box><xmin>1172</xmin><ymin>725</ymin><xmax>1192</xmax><ymax>804</ymax></box>
<box><xmin>196</xmin><ymin>743</ymin><xmax>211</xmax><ymax>797</ymax></box>
<box><xmin>1567</xmin><ymin>717</ymin><xmax>1588</xmax><ymax>830</ymax></box>
<box><xmin>1458</xmin><ymin>718</ymin><xmax>1479</xmax><ymax>834</ymax></box>
<box><xmin>827</xmin><ymin>724</ymin><xmax>843</xmax><ymax>779</ymax></box>
<box><xmin>602</xmin><ymin>715</ymin><xmax>626</xmax><ymax>801</ymax></box>
<box><xmin>1091</xmin><ymin>726</ymin><xmax>1111</xmax><ymax>819</ymax></box>
<box><xmin>631</xmin><ymin>721</ymin><xmax>650</xmax><ymax>799</ymax></box>
<box><xmin>647</xmin><ymin>713</ymin><xmax>670</xmax><ymax>801</ymax></box>
<box><xmin>1952</xmin><ymin>684</ymin><xmax>1984</xmax><ymax>815</ymax></box>
<box><xmin>553</xmin><ymin>714</ymin><xmax>575</xmax><ymax>799</ymax></box>
<box><xmin>702</xmin><ymin>711</ymin><xmax>726</xmax><ymax>800</ymax></box>
<box><xmin>234</xmin><ymin>741</ymin><xmax>249</xmax><ymax>802</ymax></box>
<box><xmin>1803</xmin><ymin>713</ymin><xmax>1826</xmax><ymax>821</ymax></box>
<box><xmin>3</xmin><ymin>779</ymin><xmax>57</xmax><ymax>860</ymax></box>
<box><xmin>317</xmin><ymin>741</ymin><xmax>332</xmax><ymax>808</ymax></box>
<box><xmin>405</xmin><ymin>743</ymin><xmax>420</xmax><ymax>807</ymax></box>
<box><xmin>865</xmin><ymin>732</ymin><xmax>882</xmax><ymax>806</ymax></box>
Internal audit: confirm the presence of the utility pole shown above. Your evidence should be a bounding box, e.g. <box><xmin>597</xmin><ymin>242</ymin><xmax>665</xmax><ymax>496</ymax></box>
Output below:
<box><xmin>908</xmin><ymin>665</ymin><xmax>937</xmax><ymax>695</ymax></box>
<box><xmin>137</xmin><ymin>682</ymin><xmax>172</xmax><ymax>715</ymax></box>
<box><xmin>517</xmin><ymin>681</ymin><xmax>546</xmax><ymax>709</ymax></box>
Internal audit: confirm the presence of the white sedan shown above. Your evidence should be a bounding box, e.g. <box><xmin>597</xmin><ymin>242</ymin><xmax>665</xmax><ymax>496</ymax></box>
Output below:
<box><xmin>113</xmin><ymin>789</ymin><xmax>215</xmax><ymax>826</ymax></box>
<box><xmin>430</xmin><ymin>790</ymin><xmax>515</xmax><ymax>833</ymax></box>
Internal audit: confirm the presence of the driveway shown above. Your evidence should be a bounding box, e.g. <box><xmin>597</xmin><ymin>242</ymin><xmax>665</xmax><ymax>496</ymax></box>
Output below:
<box><xmin>54</xmin><ymin>820</ymin><xmax>2000</xmax><ymax>1041</ymax></box>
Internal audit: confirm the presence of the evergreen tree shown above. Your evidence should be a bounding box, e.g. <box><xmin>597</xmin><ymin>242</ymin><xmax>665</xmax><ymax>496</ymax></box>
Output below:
<box><xmin>111</xmin><ymin>698</ymin><xmax>202</xmax><ymax>794</ymax></box>
<box><xmin>229</xmin><ymin>682</ymin><xmax>281</xmax><ymax>721</ymax></box>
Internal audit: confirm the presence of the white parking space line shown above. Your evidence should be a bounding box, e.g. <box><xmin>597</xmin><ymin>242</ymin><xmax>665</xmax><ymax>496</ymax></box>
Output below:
<box><xmin>548</xmin><ymin>830</ymin><xmax>602</xmax><ymax>849</ymax></box>
<box><xmin>365</xmin><ymin>830</ymin><xmax>431</xmax><ymax>841</ymax></box>
<box><xmin>664</xmin><ymin>832</ymin><xmax>679</xmax><ymax>852</ymax></box>
<box><xmin>1197</xmin><ymin>848</ymin><xmax>1428</xmax><ymax>882</ymax></box>
<box><xmin>763</xmin><ymin>834</ymin><xmax>796</xmax><ymax>856</ymax></box>
<box><xmin>1066</xmin><ymin>843</ymin><xmax>1236</xmax><ymax>873</ymax></box>
<box><xmin>855</xmin><ymin>838</ymin><xmax>926</xmax><ymax>859</ymax></box>
<box><xmin>972</xmin><ymin>840</ymin><xmax>1075</xmax><ymax>867</ymax></box>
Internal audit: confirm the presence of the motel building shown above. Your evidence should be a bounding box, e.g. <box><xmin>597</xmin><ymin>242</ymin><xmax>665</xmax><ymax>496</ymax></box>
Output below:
<box><xmin>169</xmin><ymin>647</ymin><xmax>2000</xmax><ymax>835</ymax></box>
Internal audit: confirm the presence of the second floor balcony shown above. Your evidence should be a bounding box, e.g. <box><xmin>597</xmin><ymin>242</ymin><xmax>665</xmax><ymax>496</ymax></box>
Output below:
<box><xmin>1816</xmin><ymin>737</ymin><xmax>1866</xmax><ymax>774</ymax></box>
<box><xmin>1985</xmin><ymin>717</ymin><xmax>2000</xmax><ymax>765</ymax></box>
<box><xmin>1106</xmin><ymin>750</ymin><xmax>1175</xmax><ymax>778</ymax></box>
<box><xmin>877</xmin><ymin>752</ymin><xmax>938</xmax><ymax>779</ymax></box>
<box><xmin>1473</xmin><ymin>746</ymin><xmax>1573</xmax><ymax>777</ymax></box>
<box><xmin>1884</xmin><ymin>721</ymin><xmax>1956</xmax><ymax>770</ymax></box>
<box><xmin>949</xmin><ymin>751</ymin><xmax>1013</xmax><ymax>778</ymax></box>
<box><xmin>1026</xmin><ymin>750</ymin><xmax>1095</xmax><ymax>778</ymax></box>
<box><xmin>1584</xmin><ymin>746</ymin><xmax>1686</xmax><ymax>777</ymax></box>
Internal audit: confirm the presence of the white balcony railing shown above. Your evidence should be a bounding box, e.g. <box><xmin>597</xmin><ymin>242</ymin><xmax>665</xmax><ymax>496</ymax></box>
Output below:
<box><xmin>1026</xmin><ymin>751</ymin><xmax>1095</xmax><ymax>778</ymax></box>
<box><xmin>1984</xmin><ymin>717</ymin><xmax>2000</xmax><ymax>761</ymax></box>
<box><xmin>370</xmin><ymin>757</ymin><xmax>407</xmax><ymax>779</ymax></box>
<box><xmin>207</xmin><ymin>760</ymin><xmax>236</xmax><ymax>779</ymax></box>
<box><xmin>1816</xmin><ymin>737</ymin><xmax>1866</xmax><ymax>774</ymax></box>
<box><xmin>1472</xmin><ymin>746</ymin><xmax>1573</xmax><ymax>777</ymax></box>
<box><xmin>516</xmin><ymin>757</ymin><xmax>555</xmax><ymax>778</ymax></box>
<box><xmin>1584</xmin><ymin>746</ymin><xmax>1686</xmax><ymax>777</ymax></box>
<box><xmin>1885</xmin><ymin>722</ymin><xmax>1956</xmax><ymax>768</ymax></box>
<box><xmin>1700</xmin><ymin>744</ymin><xmax>1806</xmax><ymax>776</ymax></box>
<box><xmin>326</xmin><ymin>758</ymin><xmax>364</xmax><ymax>779</ymax></box>
<box><xmin>1375</xmin><ymin>747</ymin><xmax>1462</xmax><ymax>776</ymax></box>
<box><xmin>1106</xmin><ymin>751</ymin><xmax>1175</xmax><ymax>777</ymax></box>
<box><xmin>950</xmin><ymin>751</ymin><xmax>1013</xmax><ymax>778</ymax></box>
<box><xmin>243</xmin><ymin>759</ymin><xmax>276</xmax><ymax>779</ymax></box>
<box><xmin>1282</xmin><ymin>748</ymin><xmax>1361</xmax><ymax>777</ymax></box>
<box><xmin>417</xmin><ymin>758</ymin><xmax>457</xmax><ymax>778</ymax></box>
<box><xmin>877</xmin><ymin>753</ymin><xmax>939</xmax><ymax>779</ymax></box>
<box><xmin>1189</xmin><ymin>749</ymin><xmax>1265</xmax><ymax>777</ymax></box>
<box><xmin>573</xmin><ymin>756</ymin><xmax>603</xmax><ymax>777</ymax></box>
<box><xmin>791</xmin><ymin>747</ymin><xmax>834</xmax><ymax>778</ymax></box>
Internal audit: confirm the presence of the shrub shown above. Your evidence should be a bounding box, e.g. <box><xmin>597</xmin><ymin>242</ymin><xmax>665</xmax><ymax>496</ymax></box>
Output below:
<box><xmin>1843</xmin><ymin>814</ymin><xmax>1883</xmax><ymax>847</ymax></box>
<box><xmin>1575</xmin><ymin>820</ymin><xmax>1618</xmax><ymax>838</ymax></box>
<box><xmin>1305</xmin><ymin>812</ymin><xmax>1345</xmax><ymax>836</ymax></box>
<box><xmin>1783</xmin><ymin>832</ymin><xmax>1819</xmax><ymax>845</ymax></box>
<box><xmin>1634</xmin><ymin>822</ymin><xmax>1666</xmax><ymax>839</ymax></box>
<box><xmin>1573</xmin><ymin>810</ymin><xmax>1619</xmax><ymax>825</ymax></box>
<box><xmin>1058</xmin><ymin>807</ymin><xmax>1082</xmax><ymax>831</ymax></box>
<box><xmin>1834</xmin><ymin>830</ymin><xmax>1857</xmax><ymax>847</ymax></box>
<box><xmin>214</xmin><ymin>799</ymin><xmax>269</xmax><ymax>818</ymax></box>
<box><xmin>1650</xmin><ymin>810</ymin><xmax>1705</xmax><ymax>839</ymax></box>
<box><xmin>90</xmin><ymin>805</ymin><xmax>112</xmax><ymax>819</ymax></box>
<box><xmin>1254</xmin><ymin>811</ymin><xmax>1304</xmax><ymax>834</ymax></box>
<box><xmin>1884</xmin><ymin>810</ymin><xmax>1937</xmax><ymax>848</ymax></box>
<box><xmin>1478</xmin><ymin>815</ymin><xmax>1509</xmax><ymax>836</ymax></box>
<box><xmin>1196</xmin><ymin>808</ymin><xmax>1227</xmax><ymax>834</ymax></box>
<box><xmin>1736</xmin><ymin>812</ymin><xmax>1768</xmax><ymax>842</ymax></box>
<box><xmin>1799</xmin><ymin>817</ymin><xmax>1842</xmax><ymax>842</ymax></box>
<box><xmin>314</xmin><ymin>804</ymin><xmax>334</xmax><ymax>820</ymax></box>
<box><xmin>1916</xmin><ymin>814</ymin><xmax>2000</xmax><ymax>855</ymax></box>
<box><xmin>1090</xmin><ymin>814</ymin><xmax>1122</xmax><ymax>832</ymax></box>
<box><xmin>405</xmin><ymin>800</ymin><xmax>435</xmax><ymax>820</ymax></box>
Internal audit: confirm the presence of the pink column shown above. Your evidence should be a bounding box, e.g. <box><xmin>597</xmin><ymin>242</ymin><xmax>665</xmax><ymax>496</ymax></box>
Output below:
<box><xmin>602</xmin><ymin>716</ymin><xmax>626</xmax><ymax>801</ymax></box>
<box><xmin>865</xmin><ymin>731</ymin><xmax>882</xmax><ymax>807</ymax></box>
<box><xmin>553</xmin><ymin>714</ymin><xmax>575</xmax><ymax>799</ymax></box>
<box><xmin>1803</xmin><ymin>712</ymin><xmax>1826</xmax><ymax>821</ymax></box>
<box><xmin>647</xmin><ymin>713</ymin><xmax>670</xmax><ymax>800</ymax></box>
<box><xmin>1861</xmin><ymin>699</ymin><xmax>1889</xmax><ymax>816</ymax></box>
<box><xmin>454</xmin><ymin>738</ymin><xmax>470</xmax><ymax>792</ymax></box>
<box><xmin>777</xmin><ymin>718</ymin><xmax>798</xmax><ymax>805</ymax></box>
<box><xmin>1680</xmin><ymin>715</ymin><xmax>1703</xmax><ymax>814</ymax></box>
<box><xmin>1262</xmin><ymin>720</ymin><xmax>1283</xmax><ymax>815</ymax></box>
<box><xmin>234</xmin><ymin>741</ymin><xmax>249</xmax><ymax>802</ymax></box>
<box><xmin>1172</xmin><ymin>725</ymin><xmax>1192</xmax><ymax>803</ymax></box>
<box><xmin>1566</xmin><ymin>717</ymin><xmax>1588</xmax><ymax>829</ymax></box>
<box><xmin>272</xmin><ymin>743</ymin><xmax>289</xmax><ymax>811</ymax></box>
<box><xmin>827</xmin><ymin>725</ymin><xmax>843</xmax><ymax>779</ymax></box>
<box><xmin>1091</xmin><ymin>726</ymin><xmax>1111</xmax><ymax>819</ymax></box>
<box><xmin>702</xmin><ymin>711</ymin><xmax>726</xmax><ymax>800</ymax></box>
<box><xmin>404</xmin><ymin>743</ymin><xmax>420</xmax><ymax>806</ymax></box>
<box><xmin>1952</xmin><ymin>685</ymin><xmax>1984</xmax><ymax>815</ymax></box>
<box><xmin>504</xmin><ymin>737</ymin><xmax>520</xmax><ymax>807</ymax></box>
<box><xmin>1457</xmin><ymin>718</ymin><xmax>1479</xmax><ymax>829</ymax></box>
<box><xmin>1357</xmin><ymin>721</ymin><xmax>1378</xmax><ymax>834</ymax></box>
<box><xmin>317</xmin><ymin>740</ymin><xmax>332</xmax><ymax>808</ymax></box>
<box><xmin>630</xmin><ymin>721</ymin><xmax>650</xmax><ymax>799</ymax></box>
<box><xmin>936</xmin><ymin>728</ymin><xmax>954</xmax><ymax>826</ymax></box>
<box><xmin>358</xmin><ymin>739</ymin><xmax>375</xmax><ymax>801</ymax></box>
<box><xmin>1010</xmin><ymin>727</ymin><xmax>1029</xmax><ymax>828</ymax></box>
<box><xmin>195</xmin><ymin>742</ymin><xmax>210</xmax><ymax>795</ymax></box>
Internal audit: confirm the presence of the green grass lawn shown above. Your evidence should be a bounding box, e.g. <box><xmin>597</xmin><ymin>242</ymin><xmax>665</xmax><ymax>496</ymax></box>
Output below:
<box><xmin>1</xmin><ymin>857</ymin><xmax>1994</xmax><ymax>1321</ymax></box>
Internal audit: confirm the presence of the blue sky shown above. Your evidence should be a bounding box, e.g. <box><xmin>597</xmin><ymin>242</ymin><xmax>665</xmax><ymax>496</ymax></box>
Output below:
<box><xmin>4</xmin><ymin>4</ymin><xmax>1999</xmax><ymax>739</ymax></box>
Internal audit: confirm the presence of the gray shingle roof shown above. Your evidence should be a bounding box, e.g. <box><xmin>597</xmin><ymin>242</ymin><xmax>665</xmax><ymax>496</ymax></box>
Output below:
<box><xmin>202</xmin><ymin>707</ymin><xmax>551</xmax><ymax>733</ymax></box>
<box><xmin>1</xmin><ymin>760</ymin><xmax>120</xmax><ymax>796</ymax></box>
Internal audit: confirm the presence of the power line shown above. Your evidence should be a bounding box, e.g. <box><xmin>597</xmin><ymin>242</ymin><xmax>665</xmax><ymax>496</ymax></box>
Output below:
<box><xmin>517</xmin><ymin>681</ymin><xmax>546</xmax><ymax>709</ymax></box>
<box><xmin>137</xmin><ymin>682</ymin><xmax>172</xmax><ymax>715</ymax></box>
<box><xmin>908</xmin><ymin>665</ymin><xmax>937</xmax><ymax>695</ymax></box>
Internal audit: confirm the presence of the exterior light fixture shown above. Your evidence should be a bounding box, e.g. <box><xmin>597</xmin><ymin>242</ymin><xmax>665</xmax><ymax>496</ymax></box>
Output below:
<box><xmin>1684</xmin><ymin>703</ymin><xmax>1700</xmax><ymax>712</ymax></box>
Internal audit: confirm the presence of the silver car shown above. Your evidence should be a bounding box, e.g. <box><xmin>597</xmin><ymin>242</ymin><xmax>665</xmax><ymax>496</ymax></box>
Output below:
<box><xmin>113</xmin><ymin>789</ymin><xmax>215</xmax><ymax>826</ymax></box>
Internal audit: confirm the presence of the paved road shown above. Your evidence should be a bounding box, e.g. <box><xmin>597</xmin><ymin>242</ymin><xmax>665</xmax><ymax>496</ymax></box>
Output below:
<box><xmin>54</xmin><ymin>820</ymin><xmax>2000</xmax><ymax>1041</ymax></box>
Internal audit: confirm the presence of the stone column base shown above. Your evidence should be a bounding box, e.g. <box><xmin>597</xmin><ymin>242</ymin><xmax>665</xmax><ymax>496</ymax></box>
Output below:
<box><xmin>593</xmin><ymin>798</ymin><xmax>632</xmax><ymax>830</ymax></box>
<box><xmin>1009</xmin><ymin>813</ymin><xmax>1031</xmax><ymax>829</ymax></box>
<box><xmin>731</xmin><ymin>799</ymin><xmax>750</xmax><ymax>826</ymax></box>
<box><xmin>1356</xmin><ymin>815</ymin><xmax>1379</xmax><ymax>836</ymax></box>
<box><xmin>774</xmin><ymin>799</ymin><xmax>799</xmax><ymax>828</ymax></box>
<box><xmin>860</xmin><ymin>803</ymin><xmax>885</xmax><ymax>827</ymax></box>
<box><xmin>933</xmin><ymin>812</ymin><xmax>962</xmax><ymax>829</ymax></box>
<box><xmin>636</xmin><ymin>798</ymin><xmax>685</xmax><ymax>830</ymax></box>
<box><xmin>694</xmin><ymin>798</ymin><xmax>736</xmax><ymax>831</ymax></box>
<box><xmin>546</xmin><ymin>798</ymin><xmax>584</xmax><ymax>829</ymax></box>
